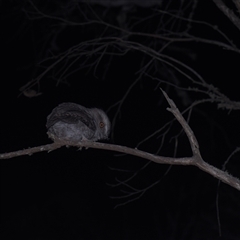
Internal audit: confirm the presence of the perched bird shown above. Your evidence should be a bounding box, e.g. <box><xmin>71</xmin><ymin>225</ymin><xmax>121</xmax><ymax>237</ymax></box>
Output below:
<box><xmin>46</xmin><ymin>102</ymin><xmax>110</xmax><ymax>143</ymax></box>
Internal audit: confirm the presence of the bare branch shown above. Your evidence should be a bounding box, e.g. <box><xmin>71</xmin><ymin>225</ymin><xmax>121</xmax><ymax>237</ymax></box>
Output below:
<box><xmin>1</xmin><ymin>91</ymin><xmax>239</xmax><ymax>191</ymax></box>
<box><xmin>161</xmin><ymin>89</ymin><xmax>200</xmax><ymax>157</ymax></box>
<box><xmin>233</xmin><ymin>0</ymin><xmax>240</xmax><ymax>13</ymax></box>
<box><xmin>0</xmin><ymin>143</ymin><xmax>63</xmax><ymax>159</ymax></box>
<box><xmin>212</xmin><ymin>0</ymin><xmax>240</xmax><ymax>31</ymax></box>
<box><xmin>1</xmin><ymin>140</ymin><xmax>239</xmax><ymax>191</ymax></box>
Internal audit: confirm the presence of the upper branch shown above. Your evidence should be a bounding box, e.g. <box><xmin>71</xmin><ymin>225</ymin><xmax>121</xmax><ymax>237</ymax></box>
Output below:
<box><xmin>212</xmin><ymin>0</ymin><xmax>240</xmax><ymax>31</ymax></box>
<box><xmin>161</xmin><ymin>89</ymin><xmax>201</xmax><ymax>158</ymax></box>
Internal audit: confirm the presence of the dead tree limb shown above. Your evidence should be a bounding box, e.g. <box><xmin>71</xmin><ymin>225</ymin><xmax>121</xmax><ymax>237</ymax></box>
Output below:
<box><xmin>1</xmin><ymin>90</ymin><xmax>240</xmax><ymax>191</ymax></box>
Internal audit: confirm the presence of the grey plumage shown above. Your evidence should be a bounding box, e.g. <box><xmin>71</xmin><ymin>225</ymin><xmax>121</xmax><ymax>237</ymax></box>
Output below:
<box><xmin>46</xmin><ymin>103</ymin><xmax>110</xmax><ymax>143</ymax></box>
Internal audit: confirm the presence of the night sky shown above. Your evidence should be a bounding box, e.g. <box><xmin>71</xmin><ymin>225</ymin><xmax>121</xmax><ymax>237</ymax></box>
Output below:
<box><xmin>1</xmin><ymin>1</ymin><xmax>240</xmax><ymax>239</ymax></box>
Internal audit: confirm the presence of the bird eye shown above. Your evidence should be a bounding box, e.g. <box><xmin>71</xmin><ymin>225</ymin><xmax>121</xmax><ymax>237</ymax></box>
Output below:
<box><xmin>99</xmin><ymin>122</ymin><xmax>105</xmax><ymax>128</ymax></box>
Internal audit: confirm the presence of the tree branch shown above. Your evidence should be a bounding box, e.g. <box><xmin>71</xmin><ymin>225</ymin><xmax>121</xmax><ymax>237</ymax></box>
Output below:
<box><xmin>212</xmin><ymin>0</ymin><xmax>240</xmax><ymax>31</ymax></box>
<box><xmin>1</xmin><ymin>141</ymin><xmax>239</xmax><ymax>191</ymax></box>
<box><xmin>1</xmin><ymin>90</ymin><xmax>239</xmax><ymax>191</ymax></box>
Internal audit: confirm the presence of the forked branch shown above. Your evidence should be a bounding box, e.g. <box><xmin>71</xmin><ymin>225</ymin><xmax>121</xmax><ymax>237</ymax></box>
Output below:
<box><xmin>1</xmin><ymin>91</ymin><xmax>239</xmax><ymax>191</ymax></box>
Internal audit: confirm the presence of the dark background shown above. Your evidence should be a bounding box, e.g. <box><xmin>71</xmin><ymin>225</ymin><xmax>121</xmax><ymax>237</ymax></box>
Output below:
<box><xmin>1</xmin><ymin>1</ymin><xmax>240</xmax><ymax>239</ymax></box>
